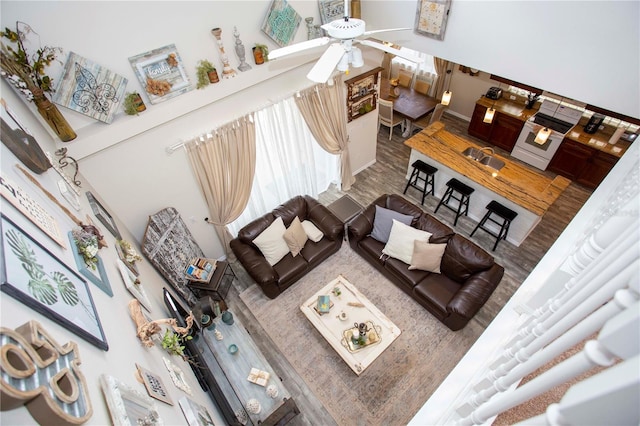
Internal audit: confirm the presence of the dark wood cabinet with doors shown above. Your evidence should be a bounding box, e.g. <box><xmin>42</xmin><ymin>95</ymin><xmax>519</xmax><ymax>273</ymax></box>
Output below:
<box><xmin>468</xmin><ymin>103</ymin><xmax>524</xmax><ymax>152</ymax></box>
<box><xmin>548</xmin><ymin>137</ymin><xmax>619</xmax><ymax>189</ymax></box>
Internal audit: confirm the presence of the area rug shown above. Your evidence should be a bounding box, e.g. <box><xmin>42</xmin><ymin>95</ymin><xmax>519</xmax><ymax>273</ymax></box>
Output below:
<box><xmin>239</xmin><ymin>244</ymin><xmax>486</xmax><ymax>425</ymax></box>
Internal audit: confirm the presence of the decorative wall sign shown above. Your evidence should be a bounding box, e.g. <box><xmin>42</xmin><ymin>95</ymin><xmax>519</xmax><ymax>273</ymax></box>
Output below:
<box><xmin>179</xmin><ymin>397</ymin><xmax>215</xmax><ymax>426</ymax></box>
<box><xmin>318</xmin><ymin>0</ymin><xmax>345</xmax><ymax>24</ymax></box>
<box><xmin>345</xmin><ymin>69</ymin><xmax>380</xmax><ymax>122</ymax></box>
<box><xmin>136</xmin><ymin>364</ymin><xmax>173</xmax><ymax>405</ymax></box>
<box><xmin>129</xmin><ymin>44</ymin><xmax>193</xmax><ymax>104</ymax></box>
<box><xmin>117</xmin><ymin>259</ymin><xmax>151</xmax><ymax>312</ymax></box>
<box><xmin>68</xmin><ymin>231</ymin><xmax>113</xmax><ymax>297</ymax></box>
<box><xmin>261</xmin><ymin>0</ymin><xmax>302</xmax><ymax>47</ymax></box>
<box><xmin>0</xmin><ymin>321</ymin><xmax>93</xmax><ymax>424</ymax></box>
<box><xmin>414</xmin><ymin>0</ymin><xmax>452</xmax><ymax>41</ymax></box>
<box><xmin>1</xmin><ymin>98</ymin><xmax>51</xmax><ymax>174</ymax></box>
<box><xmin>0</xmin><ymin>173</ymin><xmax>66</xmax><ymax>248</ymax></box>
<box><xmin>0</xmin><ymin>215</ymin><xmax>109</xmax><ymax>350</ymax></box>
<box><xmin>100</xmin><ymin>374</ymin><xmax>163</xmax><ymax>426</ymax></box>
<box><xmin>53</xmin><ymin>52</ymin><xmax>128</xmax><ymax>124</ymax></box>
<box><xmin>86</xmin><ymin>191</ymin><xmax>120</xmax><ymax>239</ymax></box>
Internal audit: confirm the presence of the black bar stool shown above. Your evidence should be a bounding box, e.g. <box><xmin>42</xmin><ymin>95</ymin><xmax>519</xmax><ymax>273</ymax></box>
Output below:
<box><xmin>434</xmin><ymin>178</ymin><xmax>475</xmax><ymax>226</ymax></box>
<box><xmin>403</xmin><ymin>160</ymin><xmax>438</xmax><ymax>205</ymax></box>
<box><xmin>470</xmin><ymin>200</ymin><xmax>518</xmax><ymax>251</ymax></box>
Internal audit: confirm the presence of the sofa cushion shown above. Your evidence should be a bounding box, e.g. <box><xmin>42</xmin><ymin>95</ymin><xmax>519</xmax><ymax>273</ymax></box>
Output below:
<box><xmin>283</xmin><ymin>216</ymin><xmax>308</xmax><ymax>257</ymax></box>
<box><xmin>382</xmin><ymin>219</ymin><xmax>432</xmax><ymax>264</ymax></box>
<box><xmin>416</xmin><ymin>214</ymin><xmax>455</xmax><ymax>244</ymax></box>
<box><xmin>301</xmin><ymin>220</ymin><xmax>324</xmax><ymax>242</ymax></box>
<box><xmin>385</xmin><ymin>194</ymin><xmax>424</xmax><ymax>225</ymax></box>
<box><xmin>385</xmin><ymin>256</ymin><xmax>431</xmax><ymax>288</ymax></box>
<box><xmin>440</xmin><ymin>234</ymin><xmax>495</xmax><ymax>283</ymax></box>
<box><xmin>409</xmin><ymin>240</ymin><xmax>447</xmax><ymax>273</ymax></box>
<box><xmin>414</xmin><ymin>274</ymin><xmax>461</xmax><ymax>315</ymax></box>
<box><xmin>252</xmin><ymin>216</ymin><xmax>290</xmax><ymax>266</ymax></box>
<box><xmin>371</xmin><ymin>205</ymin><xmax>413</xmax><ymax>243</ymax></box>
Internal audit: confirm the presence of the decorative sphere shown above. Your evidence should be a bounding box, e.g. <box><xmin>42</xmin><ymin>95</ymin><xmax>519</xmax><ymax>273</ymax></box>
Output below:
<box><xmin>246</xmin><ymin>398</ymin><xmax>261</xmax><ymax>414</ymax></box>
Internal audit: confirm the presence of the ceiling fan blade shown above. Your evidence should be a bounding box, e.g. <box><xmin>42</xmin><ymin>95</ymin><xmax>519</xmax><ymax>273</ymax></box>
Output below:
<box><xmin>268</xmin><ymin>37</ymin><xmax>332</xmax><ymax>60</ymax></box>
<box><xmin>306</xmin><ymin>43</ymin><xmax>346</xmax><ymax>83</ymax></box>
<box><xmin>358</xmin><ymin>39</ymin><xmax>425</xmax><ymax>64</ymax></box>
<box><xmin>362</xmin><ymin>27</ymin><xmax>411</xmax><ymax>36</ymax></box>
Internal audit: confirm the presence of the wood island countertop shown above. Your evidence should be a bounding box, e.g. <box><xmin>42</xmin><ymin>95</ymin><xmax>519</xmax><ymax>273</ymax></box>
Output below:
<box><xmin>405</xmin><ymin>122</ymin><xmax>570</xmax><ymax>216</ymax></box>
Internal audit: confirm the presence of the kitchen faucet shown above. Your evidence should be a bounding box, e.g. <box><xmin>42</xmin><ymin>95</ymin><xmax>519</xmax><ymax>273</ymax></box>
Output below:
<box><xmin>479</xmin><ymin>147</ymin><xmax>495</xmax><ymax>157</ymax></box>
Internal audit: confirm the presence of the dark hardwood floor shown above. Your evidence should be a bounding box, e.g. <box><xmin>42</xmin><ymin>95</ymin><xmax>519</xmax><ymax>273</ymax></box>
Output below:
<box><xmin>224</xmin><ymin>113</ymin><xmax>593</xmax><ymax>425</ymax></box>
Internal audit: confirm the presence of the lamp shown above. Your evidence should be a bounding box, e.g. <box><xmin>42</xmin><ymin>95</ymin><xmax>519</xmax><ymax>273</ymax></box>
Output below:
<box><xmin>440</xmin><ymin>65</ymin><xmax>453</xmax><ymax>105</ymax></box>
<box><xmin>534</xmin><ymin>96</ymin><xmax>563</xmax><ymax>145</ymax></box>
<box><xmin>483</xmin><ymin>107</ymin><xmax>496</xmax><ymax>124</ymax></box>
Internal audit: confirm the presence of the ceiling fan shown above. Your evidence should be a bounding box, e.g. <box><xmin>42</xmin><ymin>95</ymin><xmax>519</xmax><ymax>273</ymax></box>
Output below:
<box><xmin>268</xmin><ymin>0</ymin><xmax>423</xmax><ymax>83</ymax></box>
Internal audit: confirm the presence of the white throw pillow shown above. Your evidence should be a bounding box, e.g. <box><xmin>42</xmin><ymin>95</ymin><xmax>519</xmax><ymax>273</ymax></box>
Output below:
<box><xmin>252</xmin><ymin>216</ymin><xmax>290</xmax><ymax>266</ymax></box>
<box><xmin>301</xmin><ymin>220</ymin><xmax>323</xmax><ymax>243</ymax></box>
<box><xmin>382</xmin><ymin>219</ymin><xmax>432</xmax><ymax>264</ymax></box>
<box><xmin>409</xmin><ymin>240</ymin><xmax>447</xmax><ymax>273</ymax></box>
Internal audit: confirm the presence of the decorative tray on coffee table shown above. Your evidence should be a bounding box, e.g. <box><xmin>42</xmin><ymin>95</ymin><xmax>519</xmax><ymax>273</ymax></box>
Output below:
<box><xmin>341</xmin><ymin>321</ymin><xmax>382</xmax><ymax>353</ymax></box>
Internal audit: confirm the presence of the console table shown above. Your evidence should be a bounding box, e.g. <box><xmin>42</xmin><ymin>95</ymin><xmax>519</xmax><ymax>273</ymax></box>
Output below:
<box><xmin>192</xmin><ymin>312</ymin><xmax>299</xmax><ymax>425</ymax></box>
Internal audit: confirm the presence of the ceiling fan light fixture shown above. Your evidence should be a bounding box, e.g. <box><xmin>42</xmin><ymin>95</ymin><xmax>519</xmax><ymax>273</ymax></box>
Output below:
<box><xmin>336</xmin><ymin>53</ymin><xmax>349</xmax><ymax>72</ymax></box>
<box><xmin>351</xmin><ymin>47</ymin><xmax>364</xmax><ymax>68</ymax></box>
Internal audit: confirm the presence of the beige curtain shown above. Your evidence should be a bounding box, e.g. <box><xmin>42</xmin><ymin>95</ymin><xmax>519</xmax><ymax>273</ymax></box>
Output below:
<box><xmin>185</xmin><ymin>116</ymin><xmax>256</xmax><ymax>259</ymax></box>
<box><xmin>294</xmin><ymin>76</ymin><xmax>355</xmax><ymax>191</ymax></box>
<box><xmin>433</xmin><ymin>57</ymin><xmax>450</xmax><ymax>101</ymax></box>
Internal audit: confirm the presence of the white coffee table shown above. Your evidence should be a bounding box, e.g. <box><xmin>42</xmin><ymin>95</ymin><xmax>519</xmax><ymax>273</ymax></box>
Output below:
<box><xmin>300</xmin><ymin>275</ymin><xmax>401</xmax><ymax>375</ymax></box>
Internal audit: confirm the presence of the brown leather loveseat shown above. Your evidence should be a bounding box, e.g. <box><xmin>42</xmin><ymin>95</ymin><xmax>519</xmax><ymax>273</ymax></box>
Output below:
<box><xmin>348</xmin><ymin>194</ymin><xmax>504</xmax><ymax>330</ymax></box>
<box><xmin>230</xmin><ymin>195</ymin><xmax>344</xmax><ymax>299</ymax></box>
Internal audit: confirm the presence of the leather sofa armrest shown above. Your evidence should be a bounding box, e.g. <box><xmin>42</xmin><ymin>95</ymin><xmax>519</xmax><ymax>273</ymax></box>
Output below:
<box><xmin>230</xmin><ymin>239</ymin><xmax>277</xmax><ymax>286</ymax></box>
<box><xmin>347</xmin><ymin>204</ymin><xmax>376</xmax><ymax>244</ymax></box>
<box><xmin>305</xmin><ymin>196</ymin><xmax>344</xmax><ymax>241</ymax></box>
<box><xmin>446</xmin><ymin>263</ymin><xmax>504</xmax><ymax>325</ymax></box>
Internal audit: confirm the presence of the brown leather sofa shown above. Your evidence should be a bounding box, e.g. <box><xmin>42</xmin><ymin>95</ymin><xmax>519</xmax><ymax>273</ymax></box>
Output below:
<box><xmin>348</xmin><ymin>194</ymin><xmax>504</xmax><ymax>330</ymax></box>
<box><xmin>230</xmin><ymin>195</ymin><xmax>344</xmax><ymax>299</ymax></box>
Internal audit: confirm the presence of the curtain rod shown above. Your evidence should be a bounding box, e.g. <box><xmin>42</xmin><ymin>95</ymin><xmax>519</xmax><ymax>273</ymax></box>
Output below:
<box><xmin>165</xmin><ymin>80</ymin><xmax>324</xmax><ymax>155</ymax></box>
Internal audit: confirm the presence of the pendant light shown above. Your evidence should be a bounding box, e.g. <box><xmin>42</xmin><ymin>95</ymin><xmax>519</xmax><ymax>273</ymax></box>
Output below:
<box><xmin>534</xmin><ymin>96</ymin><xmax>563</xmax><ymax>145</ymax></box>
<box><xmin>483</xmin><ymin>83</ymin><xmax>501</xmax><ymax>124</ymax></box>
<box><xmin>441</xmin><ymin>65</ymin><xmax>453</xmax><ymax>105</ymax></box>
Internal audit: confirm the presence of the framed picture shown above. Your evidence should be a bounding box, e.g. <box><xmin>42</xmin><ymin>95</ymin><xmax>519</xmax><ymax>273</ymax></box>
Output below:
<box><xmin>163</xmin><ymin>357</ymin><xmax>192</xmax><ymax>395</ymax></box>
<box><xmin>348</xmin><ymin>93</ymin><xmax>377</xmax><ymax>122</ymax></box>
<box><xmin>414</xmin><ymin>0</ymin><xmax>452</xmax><ymax>41</ymax></box>
<box><xmin>53</xmin><ymin>52</ymin><xmax>128</xmax><ymax>124</ymax></box>
<box><xmin>1</xmin><ymin>98</ymin><xmax>51</xmax><ymax>174</ymax></box>
<box><xmin>0</xmin><ymin>214</ymin><xmax>108</xmax><ymax>351</ymax></box>
<box><xmin>117</xmin><ymin>259</ymin><xmax>151</xmax><ymax>312</ymax></box>
<box><xmin>136</xmin><ymin>364</ymin><xmax>173</xmax><ymax>406</ymax></box>
<box><xmin>318</xmin><ymin>0</ymin><xmax>345</xmax><ymax>24</ymax></box>
<box><xmin>179</xmin><ymin>396</ymin><xmax>215</xmax><ymax>426</ymax></box>
<box><xmin>261</xmin><ymin>0</ymin><xmax>302</xmax><ymax>47</ymax></box>
<box><xmin>86</xmin><ymin>191</ymin><xmax>120</xmax><ymax>239</ymax></box>
<box><xmin>345</xmin><ymin>68</ymin><xmax>381</xmax><ymax>122</ymax></box>
<box><xmin>128</xmin><ymin>44</ymin><xmax>193</xmax><ymax>105</ymax></box>
<box><xmin>100</xmin><ymin>374</ymin><xmax>163</xmax><ymax>426</ymax></box>
<box><xmin>68</xmin><ymin>231</ymin><xmax>113</xmax><ymax>297</ymax></box>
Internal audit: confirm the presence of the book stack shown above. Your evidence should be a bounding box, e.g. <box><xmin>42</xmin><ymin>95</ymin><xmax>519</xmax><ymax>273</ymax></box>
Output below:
<box><xmin>315</xmin><ymin>295</ymin><xmax>332</xmax><ymax>315</ymax></box>
<box><xmin>184</xmin><ymin>258</ymin><xmax>216</xmax><ymax>282</ymax></box>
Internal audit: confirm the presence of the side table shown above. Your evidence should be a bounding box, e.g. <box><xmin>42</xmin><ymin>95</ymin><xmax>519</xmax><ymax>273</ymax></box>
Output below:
<box><xmin>327</xmin><ymin>195</ymin><xmax>364</xmax><ymax>241</ymax></box>
<box><xmin>187</xmin><ymin>260</ymin><xmax>235</xmax><ymax>307</ymax></box>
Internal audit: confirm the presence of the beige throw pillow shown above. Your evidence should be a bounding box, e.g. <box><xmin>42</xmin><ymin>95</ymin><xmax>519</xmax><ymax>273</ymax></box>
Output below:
<box><xmin>382</xmin><ymin>219</ymin><xmax>432</xmax><ymax>264</ymax></box>
<box><xmin>283</xmin><ymin>216</ymin><xmax>308</xmax><ymax>257</ymax></box>
<box><xmin>409</xmin><ymin>240</ymin><xmax>447</xmax><ymax>273</ymax></box>
<box><xmin>301</xmin><ymin>220</ymin><xmax>323</xmax><ymax>242</ymax></box>
<box><xmin>252</xmin><ymin>216</ymin><xmax>290</xmax><ymax>266</ymax></box>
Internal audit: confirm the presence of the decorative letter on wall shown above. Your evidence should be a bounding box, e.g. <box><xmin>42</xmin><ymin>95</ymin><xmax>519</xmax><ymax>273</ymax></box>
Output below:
<box><xmin>0</xmin><ymin>321</ymin><xmax>93</xmax><ymax>424</ymax></box>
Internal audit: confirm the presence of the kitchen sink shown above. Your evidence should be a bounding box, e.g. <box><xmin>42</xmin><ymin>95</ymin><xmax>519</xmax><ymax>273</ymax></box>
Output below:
<box><xmin>462</xmin><ymin>147</ymin><xmax>483</xmax><ymax>161</ymax></box>
<box><xmin>479</xmin><ymin>156</ymin><xmax>505</xmax><ymax>170</ymax></box>
<box><xmin>461</xmin><ymin>146</ymin><xmax>505</xmax><ymax>174</ymax></box>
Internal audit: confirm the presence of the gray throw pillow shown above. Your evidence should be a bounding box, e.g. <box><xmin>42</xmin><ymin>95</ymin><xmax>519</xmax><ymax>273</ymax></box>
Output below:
<box><xmin>370</xmin><ymin>205</ymin><xmax>413</xmax><ymax>243</ymax></box>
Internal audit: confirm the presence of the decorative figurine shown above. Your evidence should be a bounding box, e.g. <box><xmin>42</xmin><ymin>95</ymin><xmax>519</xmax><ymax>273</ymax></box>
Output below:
<box><xmin>214</xmin><ymin>329</ymin><xmax>223</xmax><ymax>340</ymax></box>
<box><xmin>305</xmin><ymin>17</ymin><xmax>316</xmax><ymax>40</ymax></box>
<box><xmin>211</xmin><ymin>27</ymin><xmax>237</xmax><ymax>79</ymax></box>
<box><xmin>233</xmin><ymin>26</ymin><xmax>251</xmax><ymax>72</ymax></box>
<box><xmin>222</xmin><ymin>310</ymin><xmax>235</xmax><ymax>325</ymax></box>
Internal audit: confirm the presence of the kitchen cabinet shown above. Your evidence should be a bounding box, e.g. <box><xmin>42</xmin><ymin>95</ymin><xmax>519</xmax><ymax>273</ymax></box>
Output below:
<box><xmin>548</xmin><ymin>138</ymin><xmax>619</xmax><ymax>189</ymax></box>
<box><xmin>468</xmin><ymin>103</ymin><xmax>524</xmax><ymax>152</ymax></box>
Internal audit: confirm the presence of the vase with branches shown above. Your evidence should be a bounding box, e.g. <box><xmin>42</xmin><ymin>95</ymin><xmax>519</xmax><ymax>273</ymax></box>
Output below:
<box><xmin>0</xmin><ymin>21</ymin><xmax>76</xmax><ymax>141</ymax></box>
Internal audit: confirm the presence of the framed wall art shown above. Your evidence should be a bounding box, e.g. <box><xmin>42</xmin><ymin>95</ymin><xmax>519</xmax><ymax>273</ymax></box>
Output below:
<box><xmin>117</xmin><ymin>259</ymin><xmax>152</xmax><ymax>312</ymax></box>
<box><xmin>261</xmin><ymin>0</ymin><xmax>302</xmax><ymax>47</ymax></box>
<box><xmin>163</xmin><ymin>357</ymin><xmax>192</xmax><ymax>395</ymax></box>
<box><xmin>0</xmin><ymin>214</ymin><xmax>109</xmax><ymax>351</ymax></box>
<box><xmin>319</xmin><ymin>0</ymin><xmax>345</xmax><ymax>24</ymax></box>
<box><xmin>129</xmin><ymin>44</ymin><xmax>193</xmax><ymax>105</ymax></box>
<box><xmin>345</xmin><ymin>68</ymin><xmax>381</xmax><ymax>122</ymax></box>
<box><xmin>86</xmin><ymin>191</ymin><xmax>120</xmax><ymax>239</ymax></box>
<box><xmin>414</xmin><ymin>0</ymin><xmax>452</xmax><ymax>41</ymax></box>
<box><xmin>136</xmin><ymin>364</ymin><xmax>174</xmax><ymax>406</ymax></box>
<box><xmin>179</xmin><ymin>397</ymin><xmax>215</xmax><ymax>426</ymax></box>
<box><xmin>68</xmin><ymin>231</ymin><xmax>113</xmax><ymax>297</ymax></box>
<box><xmin>53</xmin><ymin>52</ymin><xmax>128</xmax><ymax>124</ymax></box>
<box><xmin>100</xmin><ymin>374</ymin><xmax>162</xmax><ymax>426</ymax></box>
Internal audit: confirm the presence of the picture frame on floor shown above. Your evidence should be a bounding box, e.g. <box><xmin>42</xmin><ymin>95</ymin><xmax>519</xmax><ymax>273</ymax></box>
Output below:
<box><xmin>0</xmin><ymin>214</ymin><xmax>109</xmax><ymax>351</ymax></box>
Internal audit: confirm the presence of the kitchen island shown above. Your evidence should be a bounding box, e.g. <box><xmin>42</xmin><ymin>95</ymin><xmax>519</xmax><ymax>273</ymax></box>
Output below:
<box><xmin>405</xmin><ymin>122</ymin><xmax>570</xmax><ymax>246</ymax></box>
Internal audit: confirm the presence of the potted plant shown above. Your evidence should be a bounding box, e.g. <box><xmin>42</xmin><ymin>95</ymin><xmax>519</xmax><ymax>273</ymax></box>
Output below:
<box><xmin>196</xmin><ymin>59</ymin><xmax>219</xmax><ymax>89</ymax></box>
<box><xmin>161</xmin><ymin>329</ymin><xmax>193</xmax><ymax>359</ymax></box>
<box><xmin>253</xmin><ymin>43</ymin><xmax>269</xmax><ymax>65</ymax></box>
<box><xmin>122</xmin><ymin>92</ymin><xmax>146</xmax><ymax>115</ymax></box>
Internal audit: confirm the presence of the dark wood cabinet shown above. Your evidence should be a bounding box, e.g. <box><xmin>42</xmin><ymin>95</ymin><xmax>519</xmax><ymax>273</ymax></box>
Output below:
<box><xmin>468</xmin><ymin>103</ymin><xmax>524</xmax><ymax>152</ymax></box>
<box><xmin>548</xmin><ymin>138</ymin><xmax>619</xmax><ymax>189</ymax></box>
